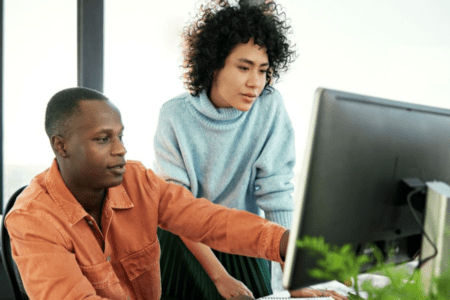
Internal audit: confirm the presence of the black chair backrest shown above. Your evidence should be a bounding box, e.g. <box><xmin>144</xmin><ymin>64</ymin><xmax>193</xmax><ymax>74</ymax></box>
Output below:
<box><xmin>1</xmin><ymin>186</ymin><xmax>29</xmax><ymax>300</ymax></box>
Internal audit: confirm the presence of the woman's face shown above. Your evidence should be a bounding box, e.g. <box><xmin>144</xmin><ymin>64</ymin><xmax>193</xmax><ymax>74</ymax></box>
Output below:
<box><xmin>209</xmin><ymin>38</ymin><xmax>269</xmax><ymax>112</ymax></box>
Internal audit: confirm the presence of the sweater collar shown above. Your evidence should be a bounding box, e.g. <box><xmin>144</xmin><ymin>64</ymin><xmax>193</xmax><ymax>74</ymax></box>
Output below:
<box><xmin>188</xmin><ymin>90</ymin><xmax>245</xmax><ymax>121</ymax></box>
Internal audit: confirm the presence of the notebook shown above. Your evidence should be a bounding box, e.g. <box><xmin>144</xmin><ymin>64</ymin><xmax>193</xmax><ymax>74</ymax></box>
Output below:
<box><xmin>257</xmin><ymin>290</ymin><xmax>334</xmax><ymax>299</ymax></box>
<box><xmin>258</xmin><ymin>297</ymin><xmax>334</xmax><ymax>299</ymax></box>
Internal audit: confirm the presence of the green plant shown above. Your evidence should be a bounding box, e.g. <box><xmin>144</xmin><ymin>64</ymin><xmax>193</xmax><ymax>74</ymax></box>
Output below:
<box><xmin>296</xmin><ymin>236</ymin><xmax>450</xmax><ymax>299</ymax></box>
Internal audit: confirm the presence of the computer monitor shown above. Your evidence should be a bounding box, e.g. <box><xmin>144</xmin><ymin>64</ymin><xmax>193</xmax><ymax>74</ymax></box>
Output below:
<box><xmin>283</xmin><ymin>88</ymin><xmax>450</xmax><ymax>290</ymax></box>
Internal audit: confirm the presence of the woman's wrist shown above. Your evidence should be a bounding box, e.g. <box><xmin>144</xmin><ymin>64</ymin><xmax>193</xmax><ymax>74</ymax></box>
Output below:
<box><xmin>211</xmin><ymin>268</ymin><xmax>231</xmax><ymax>283</ymax></box>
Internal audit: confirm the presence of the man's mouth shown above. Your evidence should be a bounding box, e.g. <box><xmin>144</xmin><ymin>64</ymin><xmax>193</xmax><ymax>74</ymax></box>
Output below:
<box><xmin>109</xmin><ymin>162</ymin><xmax>126</xmax><ymax>175</ymax></box>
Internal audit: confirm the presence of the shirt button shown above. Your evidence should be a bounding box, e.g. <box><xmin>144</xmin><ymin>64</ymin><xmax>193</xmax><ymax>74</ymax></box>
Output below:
<box><xmin>106</xmin><ymin>255</ymin><xmax>111</xmax><ymax>262</ymax></box>
<box><xmin>87</xmin><ymin>220</ymin><xmax>93</xmax><ymax>226</ymax></box>
<box><xmin>255</xmin><ymin>185</ymin><xmax>261</xmax><ymax>191</ymax></box>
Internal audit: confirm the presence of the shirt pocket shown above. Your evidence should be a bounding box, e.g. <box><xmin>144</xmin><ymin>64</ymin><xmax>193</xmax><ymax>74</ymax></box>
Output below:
<box><xmin>79</xmin><ymin>260</ymin><xmax>127</xmax><ymax>299</ymax></box>
<box><xmin>120</xmin><ymin>239</ymin><xmax>161</xmax><ymax>300</ymax></box>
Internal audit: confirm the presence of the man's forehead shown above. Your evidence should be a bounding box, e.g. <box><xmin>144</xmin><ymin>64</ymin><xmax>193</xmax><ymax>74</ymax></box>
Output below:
<box><xmin>76</xmin><ymin>100</ymin><xmax>120</xmax><ymax>117</ymax></box>
<box><xmin>67</xmin><ymin>100</ymin><xmax>122</xmax><ymax>134</ymax></box>
<box><xmin>78</xmin><ymin>98</ymin><xmax>114</xmax><ymax>109</ymax></box>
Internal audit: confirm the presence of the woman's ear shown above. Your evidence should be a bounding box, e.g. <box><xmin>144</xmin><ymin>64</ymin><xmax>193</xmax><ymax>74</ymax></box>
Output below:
<box><xmin>51</xmin><ymin>135</ymin><xmax>68</xmax><ymax>158</ymax></box>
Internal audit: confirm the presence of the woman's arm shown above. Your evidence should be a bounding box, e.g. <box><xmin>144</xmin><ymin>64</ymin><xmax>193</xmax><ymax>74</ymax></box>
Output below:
<box><xmin>153</xmin><ymin>101</ymin><xmax>256</xmax><ymax>298</ymax></box>
<box><xmin>179</xmin><ymin>236</ymin><xmax>254</xmax><ymax>299</ymax></box>
<box><xmin>154</xmin><ymin>114</ymin><xmax>254</xmax><ymax>298</ymax></box>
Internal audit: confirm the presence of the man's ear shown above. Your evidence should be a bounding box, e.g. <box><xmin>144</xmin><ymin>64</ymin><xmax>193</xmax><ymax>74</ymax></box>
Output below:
<box><xmin>51</xmin><ymin>135</ymin><xmax>68</xmax><ymax>158</ymax></box>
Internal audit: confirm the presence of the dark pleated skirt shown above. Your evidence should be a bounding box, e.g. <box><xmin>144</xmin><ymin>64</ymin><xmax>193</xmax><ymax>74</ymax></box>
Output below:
<box><xmin>158</xmin><ymin>228</ymin><xmax>272</xmax><ymax>300</ymax></box>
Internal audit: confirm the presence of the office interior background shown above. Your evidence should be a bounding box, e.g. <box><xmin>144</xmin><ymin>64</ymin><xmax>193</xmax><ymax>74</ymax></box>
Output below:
<box><xmin>2</xmin><ymin>0</ymin><xmax>450</xmax><ymax>210</ymax></box>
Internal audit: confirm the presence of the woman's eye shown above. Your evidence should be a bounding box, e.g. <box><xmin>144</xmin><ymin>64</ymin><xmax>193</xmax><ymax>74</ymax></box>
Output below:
<box><xmin>239</xmin><ymin>66</ymin><xmax>249</xmax><ymax>71</ymax></box>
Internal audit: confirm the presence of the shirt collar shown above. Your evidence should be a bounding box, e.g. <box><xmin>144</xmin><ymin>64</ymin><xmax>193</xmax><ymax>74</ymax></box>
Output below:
<box><xmin>45</xmin><ymin>159</ymin><xmax>134</xmax><ymax>226</ymax></box>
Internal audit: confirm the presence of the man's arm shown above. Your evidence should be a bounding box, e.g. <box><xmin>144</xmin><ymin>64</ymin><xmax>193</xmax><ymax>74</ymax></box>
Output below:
<box><xmin>260</xmin><ymin>231</ymin><xmax>348</xmax><ymax>300</ymax></box>
<box><xmin>154</xmin><ymin>174</ymin><xmax>286</xmax><ymax>262</ymax></box>
<box><xmin>279</xmin><ymin>229</ymin><xmax>289</xmax><ymax>261</ymax></box>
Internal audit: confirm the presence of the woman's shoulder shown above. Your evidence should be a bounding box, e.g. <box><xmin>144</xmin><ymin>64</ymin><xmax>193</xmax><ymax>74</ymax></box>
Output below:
<box><xmin>158</xmin><ymin>92</ymin><xmax>194</xmax><ymax>122</ymax></box>
<box><xmin>161</xmin><ymin>92</ymin><xmax>191</xmax><ymax>110</ymax></box>
<box><xmin>257</xmin><ymin>87</ymin><xmax>286</xmax><ymax>112</ymax></box>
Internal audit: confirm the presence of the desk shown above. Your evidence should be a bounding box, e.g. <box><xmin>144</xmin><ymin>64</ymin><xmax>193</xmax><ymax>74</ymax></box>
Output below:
<box><xmin>260</xmin><ymin>275</ymin><xmax>391</xmax><ymax>299</ymax></box>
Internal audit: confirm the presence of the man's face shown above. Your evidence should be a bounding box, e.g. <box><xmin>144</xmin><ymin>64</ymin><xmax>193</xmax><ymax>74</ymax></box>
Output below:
<box><xmin>63</xmin><ymin>100</ymin><xmax>127</xmax><ymax>190</ymax></box>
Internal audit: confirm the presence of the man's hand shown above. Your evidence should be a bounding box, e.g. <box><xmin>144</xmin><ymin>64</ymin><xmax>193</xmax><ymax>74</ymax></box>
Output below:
<box><xmin>279</xmin><ymin>229</ymin><xmax>289</xmax><ymax>261</ymax></box>
<box><xmin>213</xmin><ymin>274</ymin><xmax>253</xmax><ymax>299</ymax></box>
<box><xmin>290</xmin><ymin>288</ymin><xmax>348</xmax><ymax>300</ymax></box>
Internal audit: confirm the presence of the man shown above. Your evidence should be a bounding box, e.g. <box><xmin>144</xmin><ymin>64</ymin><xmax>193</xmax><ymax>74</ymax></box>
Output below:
<box><xmin>5</xmin><ymin>87</ymin><xmax>346</xmax><ymax>300</ymax></box>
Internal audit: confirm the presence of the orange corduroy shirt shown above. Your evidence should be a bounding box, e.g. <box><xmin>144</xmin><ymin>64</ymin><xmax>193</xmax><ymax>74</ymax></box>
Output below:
<box><xmin>5</xmin><ymin>160</ymin><xmax>286</xmax><ymax>300</ymax></box>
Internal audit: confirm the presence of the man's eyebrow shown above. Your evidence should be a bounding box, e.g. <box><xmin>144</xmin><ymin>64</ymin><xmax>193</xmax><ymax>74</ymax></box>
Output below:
<box><xmin>94</xmin><ymin>126</ymin><xmax>125</xmax><ymax>134</ymax></box>
<box><xmin>237</xmin><ymin>58</ymin><xmax>270</xmax><ymax>67</ymax></box>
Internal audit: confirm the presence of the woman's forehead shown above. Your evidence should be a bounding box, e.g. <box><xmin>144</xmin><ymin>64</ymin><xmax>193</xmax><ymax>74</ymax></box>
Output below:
<box><xmin>227</xmin><ymin>39</ymin><xmax>268</xmax><ymax>63</ymax></box>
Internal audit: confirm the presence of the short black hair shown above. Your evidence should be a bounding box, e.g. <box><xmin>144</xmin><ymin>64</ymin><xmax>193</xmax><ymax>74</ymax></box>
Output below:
<box><xmin>45</xmin><ymin>87</ymin><xmax>109</xmax><ymax>138</ymax></box>
<box><xmin>182</xmin><ymin>0</ymin><xmax>296</xmax><ymax>96</ymax></box>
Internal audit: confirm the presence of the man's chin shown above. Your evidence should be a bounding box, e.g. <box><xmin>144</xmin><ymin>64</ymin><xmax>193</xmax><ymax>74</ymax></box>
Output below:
<box><xmin>99</xmin><ymin>176</ymin><xmax>124</xmax><ymax>189</ymax></box>
<box><xmin>109</xmin><ymin>177</ymin><xmax>124</xmax><ymax>187</ymax></box>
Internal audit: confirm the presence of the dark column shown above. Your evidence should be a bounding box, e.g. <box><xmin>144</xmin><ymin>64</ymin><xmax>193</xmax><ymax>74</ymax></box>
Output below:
<box><xmin>77</xmin><ymin>0</ymin><xmax>104</xmax><ymax>92</ymax></box>
<box><xmin>1</xmin><ymin>0</ymin><xmax>4</xmax><ymax>212</ymax></box>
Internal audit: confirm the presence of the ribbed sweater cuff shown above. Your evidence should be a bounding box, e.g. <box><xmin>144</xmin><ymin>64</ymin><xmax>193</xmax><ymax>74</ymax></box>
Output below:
<box><xmin>265</xmin><ymin>210</ymin><xmax>293</xmax><ymax>229</ymax></box>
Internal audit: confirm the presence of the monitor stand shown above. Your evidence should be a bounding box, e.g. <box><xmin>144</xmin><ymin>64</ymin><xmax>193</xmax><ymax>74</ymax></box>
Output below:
<box><xmin>421</xmin><ymin>181</ymin><xmax>450</xmax><ymax>293</ymax></box>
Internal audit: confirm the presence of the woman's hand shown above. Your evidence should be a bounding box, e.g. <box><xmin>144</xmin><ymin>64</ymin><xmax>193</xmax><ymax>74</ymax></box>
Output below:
<box><xmin>290</xmin><ymin>287</ymin><xmax>348</xmax><ymax>300</ymax></box>
<box><xmin>229</xmin><ymin>295</ymin><xmax>254</xmax><ymax>300</ymax></box>
<box><xmin>213</xmin><ymin>274</ymin><xmax>254</xmax><ymax>299</ymax></box>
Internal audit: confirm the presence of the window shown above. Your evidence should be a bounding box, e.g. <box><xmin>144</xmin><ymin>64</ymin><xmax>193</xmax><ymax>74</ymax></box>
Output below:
<box><xmin>3</xmin><ymin>0</ymin><xmax>76</xmax><ymax>208</ymax></box>
<box><xmin>104</xmin><ymin>0</ymin><xmax>194</xmax><ymax>167</ymax></box>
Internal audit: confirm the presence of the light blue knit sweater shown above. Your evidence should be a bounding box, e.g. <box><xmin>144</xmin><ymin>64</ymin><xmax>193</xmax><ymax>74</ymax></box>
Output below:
<box><xmin>153</xmin><ymin>88</ymin><xmax>295</xmax><ymax>228</ymax></box>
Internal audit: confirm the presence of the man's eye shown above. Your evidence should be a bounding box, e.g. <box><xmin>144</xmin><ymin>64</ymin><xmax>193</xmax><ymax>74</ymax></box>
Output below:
<box><xmin>239</xmin><ymin>66</ymin><xmax>249</xmax><ymax>71</ymax></box>
<box><xmin>97</xmin><ymin>137</ymin><xmax>110</xmax><ymax>143</ymax></box>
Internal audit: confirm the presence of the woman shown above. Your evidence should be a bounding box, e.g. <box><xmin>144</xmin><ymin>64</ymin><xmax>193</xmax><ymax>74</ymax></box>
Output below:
<box><xmin>154</xmin><ymin>0</ymin><xmax>297</xmax><ymax>298</ymax></box>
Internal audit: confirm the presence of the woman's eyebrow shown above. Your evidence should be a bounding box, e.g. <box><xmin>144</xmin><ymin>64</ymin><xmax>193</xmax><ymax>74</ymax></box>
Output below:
<box><xmin>237</xmin><ymin>58</ymin><xmax>269</xmax><ymax>67</ymax></box>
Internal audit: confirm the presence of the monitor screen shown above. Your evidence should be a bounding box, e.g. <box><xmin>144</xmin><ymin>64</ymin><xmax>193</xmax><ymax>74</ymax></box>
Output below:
<box><xmin>283</xmin><ymin>88</ymin><xmax>450</xmax><ymax>290</ymax></box>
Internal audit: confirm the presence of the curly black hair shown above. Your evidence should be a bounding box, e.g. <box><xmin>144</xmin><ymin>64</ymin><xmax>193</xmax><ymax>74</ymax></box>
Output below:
<box><xmin>183</xmin><ymin>0</ymin><xmax>296</xmax><ymax>96</ymax></box>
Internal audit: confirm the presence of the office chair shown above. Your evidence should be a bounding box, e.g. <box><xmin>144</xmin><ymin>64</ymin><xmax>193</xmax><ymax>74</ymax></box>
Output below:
<box><xmin>1</xmin><ymin>186</ymin><xmax>29</xmax><ymax>300</ymax></box>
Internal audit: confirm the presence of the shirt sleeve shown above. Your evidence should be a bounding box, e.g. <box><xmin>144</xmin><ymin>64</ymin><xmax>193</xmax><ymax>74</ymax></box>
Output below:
<box><xmin>148</xmin><ymin>170</ymin><xmax>286</xmax><ymax>263</ymax></box>
<box><xmin>153</xmin><ymin>104</ymin><xmax>191</xmax><ymax>190</ymax></box>
<box><xmin>5</xmin><ymin>211</ymin><xmax>107</xmax><ymax>300</ymax></box>
<box><xmin>253</xmin><ymin>92</ymin><xmax>296</xmax><ymax>229</ymax></box>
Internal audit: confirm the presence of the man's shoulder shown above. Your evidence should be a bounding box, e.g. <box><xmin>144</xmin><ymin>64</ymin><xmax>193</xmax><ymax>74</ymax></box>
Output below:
<box><xmin>5</xmin><ymin>179</ymin><xmax>60</xmax><ymax>230</ymax></box>
<box><xmin>124</xmin><ymin>160</ymin><xmax>145</xmax><ymax>170</ymax></box>
<box><xmin>8</xmin><ymin>171</ymin><xmax>49</xmax><ymax>214</ymax></box>
<box><xmin>121</xmin><ymin>161</ymin><xmax>164</xmax><ymax>202</ymax></box>
<box><xmin>123</xmin><ymin>160</ymin><xmax>159</xmax><ymax>183</ymax></box>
